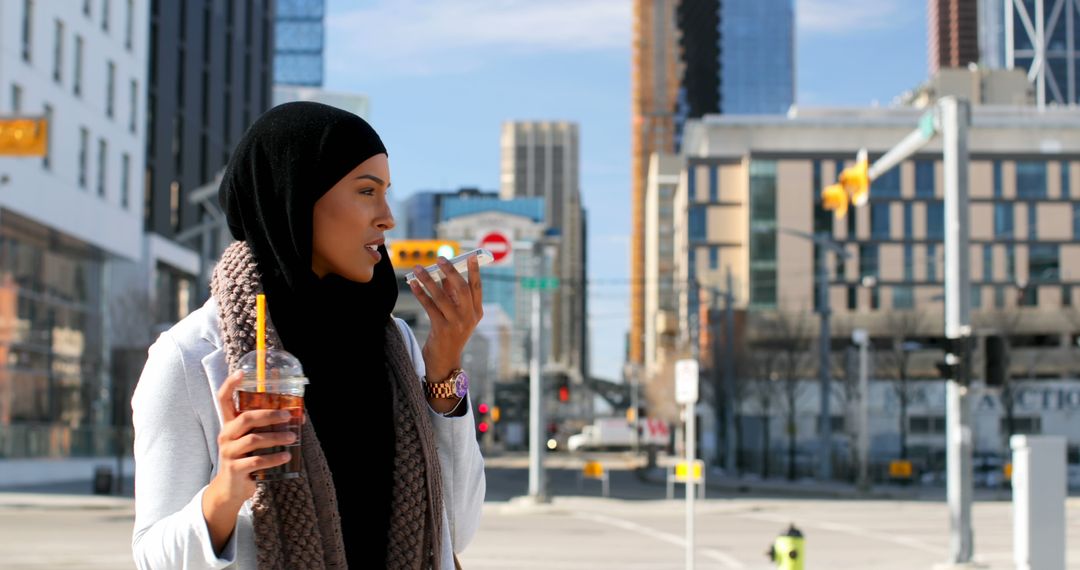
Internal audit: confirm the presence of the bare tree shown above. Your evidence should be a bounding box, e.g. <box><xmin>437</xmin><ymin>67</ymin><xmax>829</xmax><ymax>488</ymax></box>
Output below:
<box><xmin>748</xmin><ymin>348</ymin><xmax>780</xmax><ymax>478</ymax></box>
<box><xmin>770</xmin><ymin>311</ymin><xmax>813</xmax><ymax>481</ymax></box>
<box><xmin>880</xmin><ymin>311</ymin><xmax>925</xmax><ymax>460</ymax></box>
<box><xmin>829</xmin><ymin>317</ymin><xmax>861</xmax><ymax>481</ymax></box>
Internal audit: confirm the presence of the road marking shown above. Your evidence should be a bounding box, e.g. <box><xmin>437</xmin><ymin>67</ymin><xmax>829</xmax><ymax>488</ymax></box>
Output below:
<box><xmin>570</xmin><ymin>510</ymin><xmax>746</xmax><ymax>569</ymax></box>
<box><xmin>738</xmin><ymin>511</ymin><xmax>940</xmax><ymax>554</ymax></box>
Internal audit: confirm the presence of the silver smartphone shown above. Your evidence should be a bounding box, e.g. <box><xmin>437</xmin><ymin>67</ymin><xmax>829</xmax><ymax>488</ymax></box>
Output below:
<box><xmin>404</xmin><ymin>248</ymin><xmax>494</xmax><ymax>286</ymax></box>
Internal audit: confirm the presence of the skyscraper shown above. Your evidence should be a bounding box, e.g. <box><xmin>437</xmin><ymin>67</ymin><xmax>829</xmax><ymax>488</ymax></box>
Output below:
<box><xmin>500</xmin><ymin>122</ymin><xmax>588</xmax><ymax>383</ymax></box>
<box><xmin>929</xmin><ymin>0</ymin><xmax>980</xmax><ymax>73</ymax></box>
<box><xmin>274</xmin><ymin>0</ymin><xmax>324</xmax><ymax>87</ymax></box>
<box><xmin>630</xmin><ymin>0</ymin><xmax>681</xmax><ymax>366</ymax></box>
<box><xmin>145</xmin><ymin>0</ymin><xmax>275</xmax><ymax>313</ymax></box>
<box><xmin>1003</xmin><ymin>0</ymin><xmax>1080</xmax><ymax>107</ymax></box>
<box><xmin>630</xmin><ymin>0</ymin><xmax>795</xmax><ymax>366</ymax></box>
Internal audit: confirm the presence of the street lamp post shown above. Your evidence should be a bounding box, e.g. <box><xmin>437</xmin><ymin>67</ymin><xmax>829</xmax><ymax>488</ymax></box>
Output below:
<box><xmin>780</xmin><ymin>228</ymin><xmax>851</xmax><ymax>482</ymax></box>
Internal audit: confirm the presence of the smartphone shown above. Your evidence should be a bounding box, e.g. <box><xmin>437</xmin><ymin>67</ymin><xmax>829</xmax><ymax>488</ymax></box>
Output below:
<box><xmin>404</xmin><ymin>248</ymin><xmax>494</xmax><ymax>286</ymax></box>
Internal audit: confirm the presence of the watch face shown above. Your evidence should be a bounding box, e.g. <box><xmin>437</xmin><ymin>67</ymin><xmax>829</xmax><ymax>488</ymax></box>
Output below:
<box><xmin>454</xmin><ymin>370</ymin><xmax>470</xmax><ymax>398</ymax></box>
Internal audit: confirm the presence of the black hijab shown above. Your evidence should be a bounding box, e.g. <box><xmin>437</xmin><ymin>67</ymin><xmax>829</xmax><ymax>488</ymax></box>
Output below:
<box><xmin>218</xmin><ymin>101</ymin><xmax>399</xmax><ymax>566</ymax></box>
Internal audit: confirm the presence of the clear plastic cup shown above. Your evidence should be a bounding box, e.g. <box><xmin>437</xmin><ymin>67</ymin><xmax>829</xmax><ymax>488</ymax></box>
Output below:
<box><xmin>233</xmin><ymin>348</ymin><xmax>308</xmax><ymax>481</ymax></box>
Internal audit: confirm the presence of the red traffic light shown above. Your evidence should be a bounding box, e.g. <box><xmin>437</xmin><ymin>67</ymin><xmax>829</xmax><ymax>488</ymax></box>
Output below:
<box><xmin>478</xmin><ymin>421</ymin><xmax>490</xmax><ymax>433</ymax></box>
<box><xmin>558</xmin><ymin>386</ymin><xmax>569</xmax><ymax>402</ymax></box>
<box><xmin>478</xmin><ymin>403</ymin><xmax>490</xmax><ymax>415</ymax></box>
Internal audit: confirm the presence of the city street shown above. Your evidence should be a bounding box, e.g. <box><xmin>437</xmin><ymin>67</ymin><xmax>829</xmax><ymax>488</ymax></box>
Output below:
<box><xmin>3</xmin><ymin>454</ymin><xmax>1079</xmax><ymax>569</ymax></box>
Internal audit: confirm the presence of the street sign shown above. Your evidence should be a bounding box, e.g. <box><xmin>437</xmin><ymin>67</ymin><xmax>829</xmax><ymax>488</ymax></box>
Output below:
<box><xmin>675</xmin><ymin>359</ymin><xmax>699</xmax><ymax>404</ymax></box>
<box><xmin>0</xmin><ymin>117</ymin><xmax>48</xmax><ymax>156</ymax></box>
<box><xmin>479</xmin><ymin>231</ymin><xmax>511</xmax><ymax>265</ymax></box>
<box><xmin>521</xmin><ymin>277</ymin><xmax>559</xmax><ymax>290</ymax></box>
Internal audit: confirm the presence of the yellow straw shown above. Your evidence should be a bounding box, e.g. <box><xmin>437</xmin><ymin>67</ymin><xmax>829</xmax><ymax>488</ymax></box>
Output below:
<box><xmin>256</xmin><ymin>294</ymin><xmax>266</xmax><ymax>392</ymax></box>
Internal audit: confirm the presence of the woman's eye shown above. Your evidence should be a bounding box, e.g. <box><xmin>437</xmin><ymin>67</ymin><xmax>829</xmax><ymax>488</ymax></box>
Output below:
<box><xmin>359</xmin><ymin>188</ymin><xmax>375</xmax><ymax>196</ymax></box>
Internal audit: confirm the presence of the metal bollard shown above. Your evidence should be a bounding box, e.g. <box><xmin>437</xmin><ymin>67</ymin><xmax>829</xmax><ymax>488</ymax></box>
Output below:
<box><xmin>766</xmin><ymin>524</ymin><xmax>804</xmax><ymax>570</ymax></box>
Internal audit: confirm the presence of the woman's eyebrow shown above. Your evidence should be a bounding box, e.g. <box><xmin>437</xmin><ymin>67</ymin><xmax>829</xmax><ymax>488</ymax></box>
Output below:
<box><xmin>355</xmin><ymin>174</ymin><xmax>390</xmax><ymax>188</ymax></box>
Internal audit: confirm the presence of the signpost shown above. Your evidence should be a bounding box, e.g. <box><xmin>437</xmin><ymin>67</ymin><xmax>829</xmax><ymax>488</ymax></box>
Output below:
<box><xmin>479</xmin><ymin>231</ymin><xmax>512</xmax><ymax>266</ymax></box>
<box><xmin>675</xmin><ymin>359</ymin><xmax>699</xmax><ymax>570</ymax></box>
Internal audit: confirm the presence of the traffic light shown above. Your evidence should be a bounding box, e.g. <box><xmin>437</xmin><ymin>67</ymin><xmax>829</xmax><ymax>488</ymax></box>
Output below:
<box><xmin>985</xmin><ymin>335</ymin><xmax>1006</xmax><ymax>387</ymax></box>
<box><xmin>476</xmin><ymin>402</ymin><xmax>491</xmax><ymax>437</ymax></box>
<box><xmin>821</xmin><ymin>150</ymin><xmax>870</xmax><ymax>219</ymax></box>
<box><xmin>558</xmin><ymin>385</ymin><xmax>569</xmax><ymax>402</ymax></box>
<box><xmin>388</xmin><ymin>240</ymin><xmax>460</xmax><ymax>267</ymax></box>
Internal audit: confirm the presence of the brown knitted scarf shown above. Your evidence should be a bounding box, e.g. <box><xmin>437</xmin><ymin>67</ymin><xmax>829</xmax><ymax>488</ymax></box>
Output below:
<box><xmin>210</xmin><ymin>241</ymin><xmax>444</xmax><ymax>570</ymax></box>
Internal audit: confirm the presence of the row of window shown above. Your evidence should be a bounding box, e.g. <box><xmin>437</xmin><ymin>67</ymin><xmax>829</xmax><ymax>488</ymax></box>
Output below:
<box><xmin>76</xmin><ymin>126</ymin><xmax>132</xmax><ymax>209</ymax></box>
<box><xmin>22</xmin><ymin>0</ymin><xmax>135</xmax><ymax>61</ymax></box>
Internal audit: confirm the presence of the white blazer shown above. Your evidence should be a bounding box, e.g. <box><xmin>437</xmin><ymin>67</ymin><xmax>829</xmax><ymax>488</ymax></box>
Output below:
<box><xmin>130</xmin><ymin>297</ymin><xmax>485</xmax><ymax>569</ymax></box>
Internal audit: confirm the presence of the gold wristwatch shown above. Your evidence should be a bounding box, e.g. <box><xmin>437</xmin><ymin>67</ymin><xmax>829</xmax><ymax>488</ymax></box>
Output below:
<box><xmin>422</xmin><ymin>368</ymin><xmax>469</xmax><ymax>400</ymax></box>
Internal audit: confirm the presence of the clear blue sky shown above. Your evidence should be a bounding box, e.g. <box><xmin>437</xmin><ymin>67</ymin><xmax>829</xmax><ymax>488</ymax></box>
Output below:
<box><xmin>323</xmin><ymin>0</ymin><xmax>927</xmax><ymax>382</ymax></box>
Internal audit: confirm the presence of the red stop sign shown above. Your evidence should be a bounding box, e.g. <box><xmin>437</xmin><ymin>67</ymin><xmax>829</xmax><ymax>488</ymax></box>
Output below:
<box><xmin>479</xmin><ymin>232</ymin><xmax>511</xmax><ymax>264</ymax></box>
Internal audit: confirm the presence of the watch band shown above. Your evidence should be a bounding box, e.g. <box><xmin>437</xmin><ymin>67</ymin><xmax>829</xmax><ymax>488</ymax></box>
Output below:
<box><xmin>424</xmin><ymin>368</ymin><xmax>464</xmax><ymax>399</ymax></box>
<box><xmin>441</xmin><ymin>394</ymin><xmax>467</xmax><ymax>417</ymax></box>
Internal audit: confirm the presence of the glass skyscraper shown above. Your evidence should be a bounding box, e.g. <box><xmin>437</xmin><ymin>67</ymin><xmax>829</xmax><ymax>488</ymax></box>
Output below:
<box><xmin>1004</xmin><ymin>0</ymin><xmax>1080</xmax><ymax>106</ymax></box>
<box><xmin>719</xmin><ymin>0</ymin><xmax>795</xmax><ymax>115</ymax></box>
<box><xmin>275</xmin><ymin>0</ymin><xmax>325</xmax><ymax>87</ymax></box>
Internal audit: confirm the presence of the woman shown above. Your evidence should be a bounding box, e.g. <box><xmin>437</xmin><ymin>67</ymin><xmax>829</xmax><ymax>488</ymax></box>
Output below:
<box><xmin>131</xmin><ymin>101</ymin><xmax>485</xmax><ymax>569</ymax></box>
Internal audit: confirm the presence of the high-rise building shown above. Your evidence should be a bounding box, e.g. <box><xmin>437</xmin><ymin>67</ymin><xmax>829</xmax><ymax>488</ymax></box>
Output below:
<box><xmin>401</xmin><ymin>188</ymin><xmax>498</xmax><ymax>240</ymax></box>
<box><xmin>0</xmin><ymin>0</ymin><xmax>148</xmax><ymax>463</ymax></box>
<box><xmin>500</xmin><ymin>122</ymin><xmax>588</xmax><ymax>384</ymax></box>
<box><xmin>630</xmin><ymin>0</ymin><xmax>681</xmax><ymax>366</ymax></box>
<box><xmin>274</xmin><ymin>0</ymin><xmax>324</xmax><ymax>87</ymax></box>
<box><xmin>1002</xmin><ymin>0</ymin><xmax>1080</xmax><ymax>106</ymax></box>
<box><xmin>929</xmin><ymin>0</ymin><xmax>980</xmax><ymax>74</ymax></box>
<box><xmin>631</xmin><ymin>0</ymin><xmax>796</xmax><ymax>367</ymax></box>
<box><xmin>145</xmin><ymin>0</ymin><xmax>275</xmax><ymax>315</ymax></box>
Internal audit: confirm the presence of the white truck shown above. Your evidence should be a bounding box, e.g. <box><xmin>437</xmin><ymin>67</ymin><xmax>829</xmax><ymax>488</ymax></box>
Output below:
<box><xmin>567</xmin><ymin>417</ymin><xmax>670</xmax><ymax>452</ymax></box>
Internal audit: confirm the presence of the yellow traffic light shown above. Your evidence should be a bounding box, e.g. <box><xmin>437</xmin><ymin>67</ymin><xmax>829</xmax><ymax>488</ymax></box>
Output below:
<box><xmin>840</xmin><ymin>157</ymin><xmax>870</xmax><ymax>207</ymax></box>
<box><xmin>388</xmin><ymin>240</ymin><xmax>460</xmax><ymax>267</ymax></box>
<box><xmin>491</xmin><ymin>406</ymin><xmax>500</xmax><ymax>423</ymax></box>
<box><xmin>821</xmin><ymin>183</ymin><xmax>849</xmax><ymax>219</ymax></box>
<box><xmin>0</xmin><ymin>118</ymin><xmax>48</xmax><ymax>156</ymax></box>
<box><xmin>626</xmin><ymin>407</ymin><xmax>637</xmax><ymax>423</ymax></box>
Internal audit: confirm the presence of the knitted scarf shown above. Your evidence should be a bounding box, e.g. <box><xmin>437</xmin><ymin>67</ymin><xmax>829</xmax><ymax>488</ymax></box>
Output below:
<box><xmin>210</xmin><ymin>241</ymin><xmax>444</xmax><ymax>570</ymax></box>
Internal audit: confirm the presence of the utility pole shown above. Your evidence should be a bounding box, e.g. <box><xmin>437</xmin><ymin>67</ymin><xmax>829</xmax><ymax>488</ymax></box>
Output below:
<box><xmin>820</xmin><ymin>96</ymin><xmax>974</xmax><ymax>564</ymax></box>
<box><xmin>527</xmin><ymin>240</ymin><xmax>549</xmax><ymax>503</ymax></box>
<box><xmin>723</xmin><ymin>269</ymin><xmax>737</xmax><ymax>475</ymax></box>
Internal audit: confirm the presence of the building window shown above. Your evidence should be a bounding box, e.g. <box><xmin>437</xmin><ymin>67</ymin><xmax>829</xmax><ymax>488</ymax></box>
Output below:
<box><xmin>11</xmin><ymin>84</ymin><xmax>22</xmax><ymax>113</ymax></box>
<box><xmin>709</xmin><ymin>246</ymin><xmax>719</xmax><ymax>270</ymax></box>
<box><xmin>42</xmin><ymin>104</ymin><xmax>52</xmax><ymax>170</ymax></box>
<box><xmin>813</xmin><ymin>160</ymin><xmax>832</xmax><ymax>235</ymax></box>
<box><xmin>875</xmin><ymin>166</ymin><xmax>901</xmax><ymax>198</ymax></box>
<box><xmin>1028</xmin><ymin>205</ymin><xmax>1037</xmax><ymax>241</ymax></box>
<box><xmin>129</xmin><ymin>79</ymin><xmax>137</xmax><ymax>133</ymax></box>
<box><xmin>927</xmin><ymin>202</ymin><xmax>945</xmax><ymax>240</ymax></box>
<box><xmin>995</xmin><ymin>285</ymin><xmax>1005</xmax><ymax>308</ymax></box>
<box><xmin>73</xmin><ymin>35</ymin><xmax>84</xmax><ymax>97</ymax></box>
<box><xmin>106</xmin><ymin>61</ymin><xmax>115</xmax><ymax>119</ymax></box>
<box><xmin>124</xmin><ymin>0</ymin><xmax>133</xmax><ymax>50</ymax></box>
<box><xmin>994</xmin><ymin>203</ymin><xmax>1014</xmax><ymax>238</ymax></box>
<box><xmin>84</xmin><ymin>0</ymin><xmax>91</xmax><ymax>17</ymax></box>
<box><xmin>1006</xmin><ymin>244</ymin><xmax>1016</xmax><ymax>281</ymax></box>
<box><xmin>687</xmin><ymin>164</ymin><xmax>696</xmax><ymax>201</ymax></box>
<box><xmin>1062</xmin><ymin>161</ymin><xmax>1071</xmax><ymax>199</ymax></box>
<box><xmin>1063</xmin><ymin>286</ymin><xmax>1072</xmax><ymax>307</ymax></box>
<box><xmin>915</xmin><ymin>160</ymin><xmax>935</xmax><ymax>198</ymax></box>
<box><xmin>871</xmin><ymin>204</ymin><xmax>890</xmax><ymax>238</ymax></box>
<box><xmin>1003</xmin><ymin>417</ymin><xmax>1042</xmax><ymax>435</ymax></box>
<box><xmin>750</xmin><ymin>161</ymin><xmax>778</xmax><ymax>308</ymax></box>
<box><xmin>1029</xmin><ymin>244</ymin><xmax>1060</xmax><ymax>283</ymax></box>
<box><xmin>1016</xmin><ymin>161</ymin><xmax>1047</xmax><ymax>199</ymax></box>
<box><xmin>78</xmin><ymin>127</ymin><xmax>89</xmax><ymax>189</ymax></box>
<box><xmin>1074</xmin><ymin>204</ymin><xmax>1080</xmax><ymax>239</ymax></box>
<box><xmin>894</xmin><ymin>286</ymin><xmax>914</xmax><ymax>309</ymax></box>
<box><xmin>903</xmin><ymin>203</ymin><xmax>913</xmax><ymax>238</ymax></box>
<box><xmin>52</xmin><ymin>20</ymin><xmax>63</xmax><ymax>83</ymax></box>
<box><xmin>169</xmin><ymin>181</ymin><xmax>181</xmax><ymax>231</ymax></box>
<box><xmin>927</xmin><ymin>244</ymin><xmax>937</xmax><ymax>282</ymax></box>
<box><xmin>859</xmin><ymin>244</ymin><xmax>878</xmax><ymax>278</ymax></box>
<box><xmin>847</xmin><ymin>285</ymin><xmax>857</xmax><ymax>310</ymax></box>
<box><xmin>689</xmin><ymin>206</ymin><xmax>706</xmax><ymax>241</ymax></box>
<box><xmin>983</xmin><ymin>245</ymin><xmax>993</xmax><ymax>281</ymax></box>
<box><xmin>910</xmin><ymin>416</ymin><xmax>946</xmax><ymax>435</ymax></box>
<box><xmin>97</xmin><ymin>138</ymin><xmax>107</xmax><ymax>197</ymax></box>
<box><xmin>121</xmin><ymin>153</ymin><xmax>130</xmax><ymax>209</ymax></box>
<box><xmin>971</xmin><ymin>285</ymin><xmax>982</xmax><ymax>309</ymax></box>
<box><xmin>993</xmin><ymin>160</ymin><xmax>1003</xmax><ymax>198</ymax></box>
<box><xmin>22</xmin><ymin>0</ymin><xmax>34</xmax><ymax>63</ymax></box>
<box><xmin>708</xmin><ymin>165</ymin><xmax>718</xmax><ymax>202</ymax></box>
<box><xmin>903</xmin><ymin>244</ymin><xmax>914</xmax><ymax>281</ymax></box>
<box><xmin>101</xmin><ymin>0</ymin><xmax>110</xmax><ymax>32</ymax></box>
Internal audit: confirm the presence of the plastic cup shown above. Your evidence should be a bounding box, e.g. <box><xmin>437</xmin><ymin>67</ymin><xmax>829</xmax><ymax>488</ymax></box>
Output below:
<box><xmin>233</xmin><ymin>348</ymin><xmax>308</xmax><ymax>481</ymax></box>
